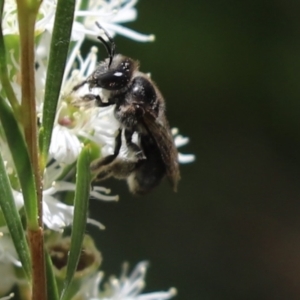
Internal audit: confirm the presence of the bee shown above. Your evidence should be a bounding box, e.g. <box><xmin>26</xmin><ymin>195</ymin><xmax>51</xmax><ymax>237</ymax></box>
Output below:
<box><xmin>73</xmin><ymin>23</ymin><xmax>180</xmax><ymax>195</ymax></box>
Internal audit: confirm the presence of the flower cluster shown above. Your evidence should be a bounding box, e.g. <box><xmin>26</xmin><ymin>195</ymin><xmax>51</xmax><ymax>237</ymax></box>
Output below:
<box><xmin>0</xmin><ymin>0</ymin><xmax>195</xmax><ymax>299</ymax></box>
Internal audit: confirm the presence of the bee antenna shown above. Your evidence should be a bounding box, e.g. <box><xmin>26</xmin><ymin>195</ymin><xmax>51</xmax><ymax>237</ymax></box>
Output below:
<box><xmin>95</xmin><ymin>22</ymin><xmax>116</xmax><ymax>68</ymax></box>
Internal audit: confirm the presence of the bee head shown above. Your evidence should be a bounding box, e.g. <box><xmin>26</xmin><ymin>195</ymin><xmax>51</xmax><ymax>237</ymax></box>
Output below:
<box><xmin>91</xmin><ymin>23</ymin><xmax>138</xmax><ymax>91</ymax></box>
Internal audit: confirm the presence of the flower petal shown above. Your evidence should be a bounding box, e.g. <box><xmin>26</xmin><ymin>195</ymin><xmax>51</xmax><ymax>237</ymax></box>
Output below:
<box><xmin>49</xmin><ymin>125</ymin><xmax>82</xmax><ymax>164</ymax></box>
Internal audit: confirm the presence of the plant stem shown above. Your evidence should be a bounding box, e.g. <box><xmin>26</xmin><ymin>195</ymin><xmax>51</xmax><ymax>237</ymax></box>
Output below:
<box><xmin>28</xmin><ymin>228</ymin><xmax>46</xmax><ymax>300</ymax></box>
<box><xmin>16</xmin><ymin>2</ymin><xmax>42</xmax><ymax>203</ymax></box>
<box><xmin>16</xmin><ymin>0</ymin><xmax>46</xmax><ymax>299</ymax></box>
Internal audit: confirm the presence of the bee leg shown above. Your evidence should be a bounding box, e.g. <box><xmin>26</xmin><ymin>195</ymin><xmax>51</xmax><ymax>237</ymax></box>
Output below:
<box><xmin>82</xmin><ymin>94</ymin><xmax>114</xmax><ymax>107</ymax></box>
<box><xmin>94</xmin><ymin>95</ymin><xmax>115</xmax><ymax>107</ymax></box>
<box><xmin>94</xmin><ymin>167</ymin><xmax>114</xmax><ymax>182</ymax></box>
<box><xmin>91</xmin><ymin>168</ymin><xmax>112</xmax><ymax>189</ymax></box>
<box><xmin>73</xmin><ymin>93</ymin><xmax>114</xmax><ymax>107</ymax></box>
<box><xmin>95</xmin><ymin>159</ymin><xmax>137</xmax><ymax>182</ymax></box>
<box><xmin>90</xmin><ymin>128</ymin><xmax>122</xmax><ymax>171</ymax></box>
<box><xmin>124</xmin><ymin>129</ymin><xmax>145</xmax><ymax>160</ymax></box>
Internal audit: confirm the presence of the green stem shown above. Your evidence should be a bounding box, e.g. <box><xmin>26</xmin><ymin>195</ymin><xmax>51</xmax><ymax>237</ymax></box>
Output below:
<box><xmin>16</xmin><ymin>0</ymin><xmax>46</xmax><ymax>299</ymax></box>
<box><xmin>16</xmin><ymin>0</ymin><xmax>42</xmax><ymax>228</ymax></box>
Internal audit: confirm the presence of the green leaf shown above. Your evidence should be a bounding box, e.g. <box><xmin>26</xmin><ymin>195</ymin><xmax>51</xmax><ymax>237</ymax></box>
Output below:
<box><xmin>46</xmin><ymin>251</ymin><xmax>59</xmax><ymax>300</ymax></box>
<box><xmin>0</xmin><ymin>0</ymin><xmax>20</xmax><ymax>117</ymax></box>
<box><xmin>41</xmin><ymin>0</ymin><xmax>76</xmax><ymax>166</ymax></box>
<box><xmin>0</xmin><ymin>150</ymin><xmax>31</xmax><ymax>281</ymax></box>
<box><xmin>60</xmin><ymin>145</ymin><xmax>91</xmax><ymax>300</ymax></box>
<box><xmin>0</xmin><ymin>95</ymin><xmax>38</xmax><ymax>229</ymax></box>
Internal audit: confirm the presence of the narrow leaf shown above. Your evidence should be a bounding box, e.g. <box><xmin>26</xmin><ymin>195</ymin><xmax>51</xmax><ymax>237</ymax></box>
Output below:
<box><xmin>46</xmin><ymin>251</ymin><xmax>59</xmax><ymax>300</ymax></box>
<box><xmin>0</xmin><ymin>95</ymin><xmax>38</xmax><ymax>229</ymax></box>
<box><xmin>41</xmin><ymin>0</ymin><xmax>76</xmax><ymax>166</ymax></box>
<box><xmin>0</xmin><ymin>150</ymin><xmax>31</xmax><ymax>281</ymax></box>
<box><xmin>0</xmin><ymin>0</ymin><xmax>20</xmax><ymax>118</ymax></box>
<box><xmin>60</xmin><ymin>145</ymin><xmax>91</xmax><ymax>300</ymax></box>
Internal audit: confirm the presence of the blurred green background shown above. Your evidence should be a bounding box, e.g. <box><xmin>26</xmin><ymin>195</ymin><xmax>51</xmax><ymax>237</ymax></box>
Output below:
<box><xmin>88</xmin><ymin>1</ymin><xmax>300</xmax><ymax>299</ymax></box>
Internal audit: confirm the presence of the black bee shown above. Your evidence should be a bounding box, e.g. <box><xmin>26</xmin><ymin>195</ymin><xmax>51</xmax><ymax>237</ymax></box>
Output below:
<box><xmin>73</xmin><ymin>23</ymin><xmax>180</xmax><ymax>194</ymax></box>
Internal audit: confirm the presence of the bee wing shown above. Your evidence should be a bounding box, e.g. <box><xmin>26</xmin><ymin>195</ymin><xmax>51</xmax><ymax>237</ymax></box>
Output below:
<box><xmin>142</xmin><ymin>113</ymin><xmax>180</xmax><ymax>191</ymax></box>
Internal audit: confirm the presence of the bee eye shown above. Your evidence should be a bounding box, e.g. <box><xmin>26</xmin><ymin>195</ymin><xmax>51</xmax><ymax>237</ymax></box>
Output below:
<box><xmin>131</xmin><ymin>77</ymin><xmax>156</xmax><ymax>103</ymax></box>
<box><xmin>97</xmin><ymin>70</ymin><xmax>129</xmax><ymax>90</ymax></box>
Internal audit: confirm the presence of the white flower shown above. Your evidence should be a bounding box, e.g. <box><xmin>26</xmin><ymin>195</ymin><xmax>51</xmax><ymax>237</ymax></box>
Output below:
<box><xmin>42</xmin><ymin>183</ymin><xmax>79</xmax><ymax>231</ymax></box>
<box><xmin>43</xmin><ymin>181</ymin><xmax>119</xmax><ymax>231</ymax></box>
<box><xmin>75</xmin><ymin>0</ymin><xmax>155</xmax><ymax>42</ymax></box>
<box><xmin>80</xmin><ymin>105</ymin><xmax>121</xmax><ymax>157</ymax></box>
<box><xmin>78</xmin><ymin>261</ymin><xmax>177</xmax><ymax>300</ymax></box>
<box><xmin>47</xmin><ymin>43</ymin><xmax>119</xmax><ymax>165</ymax></box>
<box><xmin>49</xmin><ymin>125</ymin><xmax>82</xmax><ymax>164</ymax></box>
<box><xmin>3</xmin><ymin>0</ymin><xmax>154</xmax><ymax>42</ymax></box>
<box><xmin>12</xmin><ymin>181</ymin><xmax>118</xmax><ymax>232</ymax></box>
<box><xmin>172</xmin><ymin>128</ymin><xmax>196</xmax><ymax>164</ymax></box>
